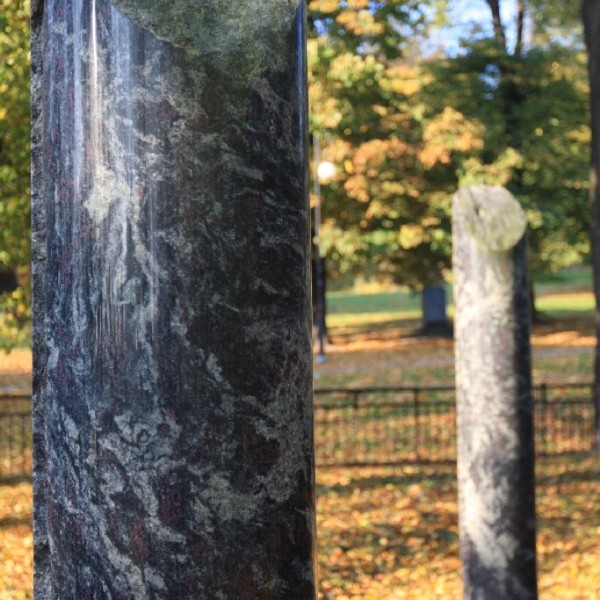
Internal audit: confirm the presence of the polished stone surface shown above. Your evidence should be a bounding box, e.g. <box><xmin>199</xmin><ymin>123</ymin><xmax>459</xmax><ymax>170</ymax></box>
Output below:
<box><xmin>32</xmin><ymin>1</ymin><xmax>315</xmax><ymax>597</ymax></box>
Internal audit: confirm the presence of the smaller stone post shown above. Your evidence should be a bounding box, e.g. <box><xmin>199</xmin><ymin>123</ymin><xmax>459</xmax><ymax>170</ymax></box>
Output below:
<box><xmin>453</xmin><ymin>185</ymin><xmax>537</xmax><ymax>599</ymax></box>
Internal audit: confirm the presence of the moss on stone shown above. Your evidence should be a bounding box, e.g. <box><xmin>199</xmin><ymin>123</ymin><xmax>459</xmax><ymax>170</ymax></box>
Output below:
<box><xmin>110</xmin><ymin>0</ymin><xmax>302</xmax><ymax>75</ymax></box>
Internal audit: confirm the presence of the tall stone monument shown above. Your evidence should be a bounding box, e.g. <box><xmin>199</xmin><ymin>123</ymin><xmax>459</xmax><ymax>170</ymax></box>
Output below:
<box><xmin>453</xmin><ymin>185</ymin><xmax>537</xmax><ymax>599</ymax></box>
<box><xmin>31</xmin><ymin>1</ymin><xmax>316</xmax><ymax>598</ymax></box>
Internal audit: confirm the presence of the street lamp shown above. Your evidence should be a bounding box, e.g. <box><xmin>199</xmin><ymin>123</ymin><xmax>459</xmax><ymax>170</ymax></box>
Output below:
<box><xmin>313</xmin><ymin>134</ymin><xmax>336</xmax><ymax>363</ymax></box>
<box><xmin>317</xmin><ymin>159</ymin><xmax>337</xmax><ymax>184</ymax></box>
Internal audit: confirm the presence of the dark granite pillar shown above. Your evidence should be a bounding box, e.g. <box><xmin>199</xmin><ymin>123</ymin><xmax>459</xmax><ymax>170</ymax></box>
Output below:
<box><xmin>452</xmin><ymin>185</ymin><xmax>537</xmax><ymax>599</ymax></box>
<box><xmin>31</xmin><ymin>1</ymin><xmax>315</xmax><ymax>598</ymax></box>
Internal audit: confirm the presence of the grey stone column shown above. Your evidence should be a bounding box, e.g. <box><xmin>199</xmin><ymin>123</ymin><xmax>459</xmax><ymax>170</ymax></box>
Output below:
<box><xmin>31</xmin><ymin>1</ymin><xmax>315</xmax><ymax>598</ymax></box>
<box><xmin>452</xmin><ymin>185</ymin><xmax>537</xmax><ymax>599</ymax></box>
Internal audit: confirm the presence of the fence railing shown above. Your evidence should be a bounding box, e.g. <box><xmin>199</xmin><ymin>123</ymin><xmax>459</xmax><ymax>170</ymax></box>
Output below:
<box><xmin>0</xmin><ymin>393</ymin><xmax>32</xmax><ymax>482</ymax></box>
<box><xmin>314</xmin><ymin>382</ymin><xmax>595</xmax><ymax>466</ymax></box>
<box><xmin>0</xmin><ymin>382</ymin><xmax>595</xmax><ymax>479</ymax></box>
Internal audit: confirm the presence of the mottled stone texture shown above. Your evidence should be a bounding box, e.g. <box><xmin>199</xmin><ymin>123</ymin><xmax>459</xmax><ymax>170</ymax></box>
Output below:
<box><xmin>31</xmin><ymin>1</ymin><xmax>315</xmax><ymax>598</ymax></box>
<box><xmin>453</xmin><ymin>186</ymin><xmax>538</xmax><ymax>599</ymax></box>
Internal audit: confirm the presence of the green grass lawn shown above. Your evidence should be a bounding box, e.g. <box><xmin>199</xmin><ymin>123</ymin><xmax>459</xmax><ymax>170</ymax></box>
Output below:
<box><xmin>327</xmin><ymin>289</ymin><xmax>423</xmax><ymax>316</ymax></box>
<box><xmin>535</xmin><ymin>292</ymin><xmax>594</xmax><ymax>317</ymax></box>
<box><xmin>326</xmin><ymin>267</ymin><xmax>594</xmax><ymax>330</ymax></box>
<box><xmin>535</xmin><ymin>264</ymin><xmax>593</xmax><ymax>293</ymax></box>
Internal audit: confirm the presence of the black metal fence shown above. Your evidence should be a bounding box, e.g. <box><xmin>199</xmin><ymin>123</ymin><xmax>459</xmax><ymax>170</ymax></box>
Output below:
<box><xmin>0</xmin><ymin>382</ymin><xmax>595</xmax><ymax>479</ymax></box>
<box><xmin>314</xmin><ymin>382</ymin><xmax>595</xmax><ymax>466</ymax></box>
<box><xmin>0</xmin><ymin>393</ymin><xmax>32</xmax><ymax>482</ymax></box>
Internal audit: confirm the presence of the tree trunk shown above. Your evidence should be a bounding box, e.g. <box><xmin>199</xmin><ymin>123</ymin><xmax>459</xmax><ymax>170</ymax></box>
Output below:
<box><xmin>485</xmin><ymin>0</ymin><xmax>508</xmax><ymax>50</ymax></box>
<box><xmin>583</xmin><ymin>0</ymin><xmax>600</xmax><ymax>453</ymax></box>
<box><xmin>0</xmin><ymin>270</ymin><xmax>18</xmax><ymax>294</ymax></box>
<box><xmin>453</xmin><ymin>185</ymin><xmax>538</xmax><ymax>600</ymax></box>
<box><xmin>516</xmin><ymin>0</ymin><xmax>526</xmax><ymax>57</ymax></box>
<box><xmin>31</xmin><ymin>2</ymin><xmax>316</xmax><ymax>598</ymax></box>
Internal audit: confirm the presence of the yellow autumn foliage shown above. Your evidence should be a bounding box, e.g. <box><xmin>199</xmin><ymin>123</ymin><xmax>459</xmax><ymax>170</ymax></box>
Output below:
<box><xmin>310</xmin><ymin>0</ymin><xmax>339</xmax><ymax>13</ymax></box>
<box><xmin>382</xmin><ymin>64</ymin><xmax>425</xmax><ymax>97</ymax></box>
<box><xmin>418</xmin><ymin>107</ymin><xmax>485</xmax><ymax>168</ymax></box>
<box><xmin>336</xmin><ymin>9</ymin><xmax>385</xmax><ymax>37</ymax></box>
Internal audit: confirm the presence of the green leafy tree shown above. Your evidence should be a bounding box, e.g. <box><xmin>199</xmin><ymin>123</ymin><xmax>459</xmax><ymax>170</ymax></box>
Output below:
<box><xmin>308</xmin><ymin>1</ymin><xmax>454</xmax><ymax>290</ymax></box>
<box><xmin>0</xmin><ymin>0</ymin><xmax>31</xmax><ymax>349</ymax></box>
<box><xmin>422</xmin><ymin>39</ymin><xmax>590</xmax><ymax>282</ymax></box>
<box><xmin>309</xmin><ymin>0</ymin><xmax>589</xmax><ymax>306</ymax></box>
<box><xmin>418</xmin><ymin>2</ymin><xmax>590</xmax><ymax>301</ymax></box>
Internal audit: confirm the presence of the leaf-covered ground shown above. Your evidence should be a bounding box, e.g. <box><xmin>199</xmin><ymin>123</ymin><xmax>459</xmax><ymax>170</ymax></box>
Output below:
<box><xmin>1</xmin><ymin>314</ymin><xmax>598</xmax><ymax>597</ymax></box>
<box><xmin>316</xmin><ymin>457</ymin><xmax>600</xmax><ymax>599</ymax></box>
<box><xmin>1</xmin><ymin>456</ymin><xmax>599</xmax><ymax>598</ymax></box>
<box><xmin>0</xmin><ymin>349</ymin><xmax>31</xmax><ymax>393</ymax></box>
<box><xmin>0</xmin><ymin>482</ymin><xmax>32</xmax><ymax>600</ymax></box>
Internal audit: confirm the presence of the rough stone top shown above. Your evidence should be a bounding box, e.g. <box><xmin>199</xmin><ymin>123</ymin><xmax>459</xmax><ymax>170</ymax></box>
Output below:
<box><xmin>453</xmin><ymin>185</ymin><xmax>527</xmax><ymax>252</ymax></box>
<box><xmin>110</xmin><ymin>0</ymin><xmax>303</xmax><ymax>72</ymax></box>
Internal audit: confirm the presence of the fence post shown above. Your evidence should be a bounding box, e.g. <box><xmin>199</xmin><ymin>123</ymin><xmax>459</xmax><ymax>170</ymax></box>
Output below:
<box><xmin>413</xmin><ymin>388</ymin><xmax>420</xmax><ymax>459</ymax></box>
<box><xmin>540</xmin><ymin>383</ymin><xmax>548</xmax><ymax>456</ymax></box>
<box><xmin>591</xmin><ymin>383</ymin><xmax>597</xmax><ymax>453</ymax></box>
<box><xmin>352</xmin><ymin>390</ymin><xmax>360</xmax><ymax>410</ymax></box>
<box><xmin>352</xmin><ymin>390</ymin><xmax>361</xmax><ymax>462</ymax></box>
<box><xmin>453</xmin><ymin>185</ymin><xmax>537</xmax><ymax>599</ymax></box>
<box><xmin>20</xmin><ymin>416</ymin><xmax>26</xmax><ymax>474</ymax></box>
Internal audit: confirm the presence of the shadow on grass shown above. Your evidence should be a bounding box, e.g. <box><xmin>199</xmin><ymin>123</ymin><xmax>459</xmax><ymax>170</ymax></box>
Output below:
<box><xmin>537</xmin><ymin>464</ymin><xmax>600</xmax><ymax>487</ymax></box>
<box><xmin>317</xmin><ymin>455</ymin><xmax>598</xmax><ymax>501</ymax></box>
<box><xmin>327</xmin><ymin>311</ymin><xmax>460</xmax><ymax>344</ymax></box>
<box><xmin>0</xmin><ymin>475</ymin><xmax>32</xmax><ymax>486</ymax></box>
<box><xmin>317</xmin><ymin>464</ymin><xmax>457</xmax><ymax>496</ymax></box>
<box><xmin>329</xmin><ymin>313</ymin><xmax>595</xmax><ymax>344</ymax></box>
<box><xmin>0</xmin><ymin>516</ymin><xmax>32</xmax><ymax>529</ymax></box>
